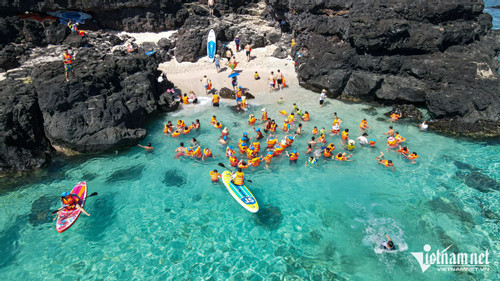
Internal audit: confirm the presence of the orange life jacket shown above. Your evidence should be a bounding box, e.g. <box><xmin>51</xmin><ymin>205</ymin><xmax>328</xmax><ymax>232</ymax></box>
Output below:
<box><xmin>408</xmin><ymin>153</ymin><xmax>419</xmax><ymax>160</ymax></box>
<box><xmin>369</xmin><ymin>140</ymin><xmax>376</xmax><ymax>146</ymax></box>
<box><xmin>248</xmin><ymin>117</ymin><xmax>256</xmax><ymax>125</ymax></box>
<box><xmin>381</xmin><ymin>160</ymin><xmax>393</xmax><ymax>167</ymax></box>
<box><xmin>171</xmin><ymin>131</ymin><xmax>180</xmax><ymax>138</ymax></box>
<box><xmin>262</xmin><ymin>112</ymin><xmax>268</xmax><ymax>121</ymax></box>
<box><xmin>267</xmin><ymin>138</ymin><xmax>277</xmax><ymax>148</ymax></box>
<box><xmin>238</xmin><ymin>162</ymin><xmax>249</xmax><ymax>169</ymax></box>
<box><xmin>360</xmin><ymin>120</ymin><xmax>367</xmax><ymax>129</ymax></box>
<box><xmin>324</xmin><ymin>149</ymin><xmax>332</xmax><ymax>158</ymax></box>
<box><xmin>341</xmin><ymin>131</ymin><xmax>349</xmax><ymax>140</ymax></box>
<box><xmin>182</xmin><ymin>96</ymin><xmax>189</xmax><ymax>104</ymax></box>
<box><xmin>177</xmin><ymin>120</ymin><xmax>185</xmax><ymax>127</ymax></box>
<box><xmin>233</xmin><ymin>171</ymin><xmax>244</xmax><ymax>185</ymax></box>
<box><xmin>203</xmin><ymin>148</ymin><xmax>212</xmax><ymax>157</ymax></box>
<box><xmin>229</xmin><ymin>156</ymin><xmax>239</xmax><ymax>167</ymax></box>
<box><xmin>214</xmin><ymin>123</ymin><xmax>223</xmax><ymax>129</ymax></box>
<box><xmin>212</xmin><ymin>95</ymin><xmax>220</xmax><ymax>103</ymax></box>
<box><xmin>61</xmin><ymin>194</ymin><xmax>80</xmax><ymax>210</ymax></box>
<box><xmin>63</xmin><ymin>53</ymin><xmax>73</xmax><ymax>64</ymax></box>
<box><xmin>397</xmin><ymin>147</ymin><xmax>409</xmax><ymax>155</ymax></box>
<box><xmin>302</xmin><ymin>113</ymin><xmax>309</xmax><ymax>121</ymax></box>
<box><xmin>209</xmin><ymin>171</ymin><xmax>219</xmax><ymax>181</ymax></box>
<box><xmin>249</xmin><ymin>157</ymin><xmax>261</xmax><ymax>166</ymax></box>
<box><xmin>270</xmin><ymin>124</ymin><xmax>277</xmax><ymax>132</ymax></box>
<box><xmin>318</xmin><ymin>134</ymin><xmax>326</xmax><ymax>143</ymax></box>
<box><xmin>183</xmin><ymin>126</ymin><xmax>192</xmax><ymax>134</ymax></box>
<box><xmin>312</xmin><ymin>128</ymin><xmax>319</xmax><ymax>135</ymax></box>
<box><xmin>289</xmin><ymin>152</ymin><xmax>298</xmax><ymax>161</ymax></box>
<box><xmin>163</xmin><ymin>124</ymin><xmax>172</xmax><ymax>134</ymax></box>
<box><xmin>185</xmin><ymin>147</ymin><xmax>194</xmax><ymax>156</ymax></box>
<box><xmin>193</xmin><ymin>146</ymin><xmax>202</xmax><ymax>158</ymax></box>
<box><xmin>264</xmin><ymin>154</ymin><xmax>273</xmax><ymax>163</ymax></box>
<box><xmin>210</xmin><ymin>117</ymin><xmax>217</xmax><ymax>125</ymax></box>
<box><xmin>252</xmin><ymin>142</ymin><xmax>261</xmax><ymax>152</ymax></box>
<box><xmin>246</xmin><ymin>148</ymin><xmax>255</xmax><ymax>158</ymax></box>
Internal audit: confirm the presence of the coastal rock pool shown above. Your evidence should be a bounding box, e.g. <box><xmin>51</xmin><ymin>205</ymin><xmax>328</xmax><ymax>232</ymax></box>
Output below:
<box><xmin>0</xmin><ymin>84</ymin><xmax>498</xmax><ymax>280</ymax></box>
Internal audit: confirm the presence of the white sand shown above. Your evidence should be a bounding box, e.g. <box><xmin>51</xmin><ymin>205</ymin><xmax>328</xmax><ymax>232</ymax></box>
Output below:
<box><xmin>159</xmin><ymin>44</ymin><xmax>298</xmax><ymax>104</ymax></box>
<box><xmin>114</xmin><ymin>31</ymin><xmax>177</xmax><ymax>44</ymax></box>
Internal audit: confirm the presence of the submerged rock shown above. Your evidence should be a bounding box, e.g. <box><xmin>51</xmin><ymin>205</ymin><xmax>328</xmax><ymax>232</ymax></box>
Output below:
<box><xmin>254</xmin><ymin>205</ymin><xmax>283</xmax><ymax>230</ymax></box>
<box><xmin>426</xmin><ymin>197</ymin><xmax>475</xmax><ymax>225</ymax></box>
<box><xmin>106</xmin><ymin>165</ymin><xmax>145</xmax><ymax>183</ymax></box>
<box><xmin>163</xmin><ymin>169</ymin><xmax>187</xmax><ymax>187</ymax></box>
<box><xmin>462</xmin><ymin>171</ymin><xmax>500</xmax><ymax>193</ymax></box>
<box><xmin>29</xmin><ymin>195</ymin><xmax>53</xmax><ymax>226</ymax></box>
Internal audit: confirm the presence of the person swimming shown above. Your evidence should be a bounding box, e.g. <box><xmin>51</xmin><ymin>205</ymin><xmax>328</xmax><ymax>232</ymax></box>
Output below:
<box><xmin>382</xmin><ymin>235</ymin><xmax>396</xmax><ymax>250</ymax></box>
<box><xmin>305</xmin><ymin>156</ymin><xmax>318</xmax><ymax>167</ymax></box>
<box><xmin>376</xmin><ymin>152</ymin><xmax>395</xmax><ymax>172</ymax></box>
<box><xmin>419</xmin><ymin>121</ymin><xmax>428</xmax><ymax>131</ymax></box>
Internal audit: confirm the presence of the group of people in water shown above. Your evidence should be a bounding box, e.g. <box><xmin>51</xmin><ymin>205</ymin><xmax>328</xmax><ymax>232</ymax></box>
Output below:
<box><xmin>159</xmin><ymin>99</ymin><xmax>421</xmax><ymax>187</ymax></box>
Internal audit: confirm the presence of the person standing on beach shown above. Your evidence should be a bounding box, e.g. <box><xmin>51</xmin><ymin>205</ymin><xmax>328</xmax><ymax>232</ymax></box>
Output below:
<box><xmin>214</xmin><ymin>54</ymin><xmax>220</xmax><ymax>73</ymax></box>
<box><xmin>226</xmin><ymin>48</ymin><xmax>233</xmax><ymax>62</ymax></box>
<box><xmin>62</xmin><ymin>49</ymin><xmax>75</xmax><ymax>82</ymax></box>
<box><xmin>275</xmin><ymin>70</ymin><xmax>283</xmax><ymax>91</ymax></box>
<box><xmin>244</xmin><ymin>43</ymin><xmax>252</xmax><ymax>62</ymax></box>
<box><xmin>268</xmin><ymin>71</ymin><xmax>275</xmax><ymax>93</ymax></box>
<box><xmin>201</xmin><ymin>75</ymin><xmax>209</xmax><ymax>94</ymax></box>
<box><xmin>319</xmin><ymin>89</ymin><xmax>327</xmax><ymax>107</ymax></box>
<box><xmin>231</xmin><ymin>76</ymin><xmax>238</xmax><ymax>91</ymax></box>
<box><xmin>208</xmin><ymin>0</ymin><xmax>215</xmax><ymax>15</ymax></box>
<box><xmin>235</xmin><ymin>36</ymin><xmax>240</xmax><ymax>52</ymax></box>
<box><xmin>228</xmin><ymin>56</ymin><xmax>237</xmax><ymax>72</ymax></box>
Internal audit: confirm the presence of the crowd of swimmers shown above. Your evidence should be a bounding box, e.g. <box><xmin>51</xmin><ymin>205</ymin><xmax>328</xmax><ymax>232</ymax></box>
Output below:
<box><xmin>155</xmin><ymin>99</ymin><xmax>422</xmax><ymax>187</ymax></box>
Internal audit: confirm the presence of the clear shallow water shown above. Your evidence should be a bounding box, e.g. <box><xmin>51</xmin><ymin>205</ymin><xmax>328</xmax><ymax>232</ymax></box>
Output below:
<box><xmin>0</xmin><ymin>83</ymin><xmax>499</xmax><ymax>280</ymax></box>
<box><xmin>485</xmin><ymin>0</ymin><xmax>500</xmax><ymax>29</ymax></box>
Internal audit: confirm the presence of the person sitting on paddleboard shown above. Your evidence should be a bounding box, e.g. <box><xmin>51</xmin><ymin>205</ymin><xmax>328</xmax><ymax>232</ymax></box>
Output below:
<box><xmin>54</xmin><ymin>192</ymin><xmax>90</xmax><ymax>219</ymax></box>
<box><xmin>231</xmin><ymin>168</ymin><xmax>245</xmax><ymax>186</ymax></box>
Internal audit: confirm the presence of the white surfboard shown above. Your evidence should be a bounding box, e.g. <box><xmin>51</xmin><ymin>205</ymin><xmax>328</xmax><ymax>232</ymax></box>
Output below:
<box><xmin>207</xmin><ymin>29</ymin><xmax>216</xmax><ymax>63</ymax></box>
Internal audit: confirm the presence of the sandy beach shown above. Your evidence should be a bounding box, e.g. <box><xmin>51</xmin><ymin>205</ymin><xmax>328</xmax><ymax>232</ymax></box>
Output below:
<box><xmin>158</xmin><ymin>43</ymin><xmax>299</xmax><ymax>104</ymax></box>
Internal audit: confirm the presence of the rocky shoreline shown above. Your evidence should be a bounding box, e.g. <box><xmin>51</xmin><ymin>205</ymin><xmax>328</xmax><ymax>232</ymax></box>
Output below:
<box><xmin>0</xmin><ymin>0</ymin><xmax>499</xmax><ymax>175</ymax></box>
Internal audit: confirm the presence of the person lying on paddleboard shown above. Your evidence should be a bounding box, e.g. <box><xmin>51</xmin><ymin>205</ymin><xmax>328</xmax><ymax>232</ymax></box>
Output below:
<box><xmin>54</xmin><ymin>192</ymin><xmax>90</xmax><ymax>219</ymax></box>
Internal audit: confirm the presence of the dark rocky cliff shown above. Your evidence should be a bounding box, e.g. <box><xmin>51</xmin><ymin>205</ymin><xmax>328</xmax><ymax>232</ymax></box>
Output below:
<box><xmin>266</xmin><ymin>0</ymin><xmax>500</xmax><ymax>136</ymax></box>
<box><xmin>0</xmin><ymin>0</ymin><xmax>499</xmax><ymax>175</ymax></box>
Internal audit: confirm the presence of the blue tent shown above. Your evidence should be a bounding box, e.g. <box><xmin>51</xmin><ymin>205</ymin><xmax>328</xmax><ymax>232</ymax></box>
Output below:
<box><xmin>47</xmin><ymin>10</ymin><xmax>92</xmax><ymax>24</ymax></box>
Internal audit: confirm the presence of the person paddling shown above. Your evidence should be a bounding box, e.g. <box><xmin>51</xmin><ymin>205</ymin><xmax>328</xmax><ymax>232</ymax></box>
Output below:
<box><xmin>53</xmin><ymin>192</ymin><xmax>90</xmax><ymax>219</ymax></box>
<box><xmin>231</xmin><ymin>168</ymin><xmax>245</xmax><ymax>186</ymax></box>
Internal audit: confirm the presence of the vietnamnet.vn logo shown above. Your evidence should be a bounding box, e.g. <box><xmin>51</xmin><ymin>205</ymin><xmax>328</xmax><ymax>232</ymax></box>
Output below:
<box><xmin>411</xmin><ymin>244</ymin><xmax>490</xmax><ymax>272</ymax></box>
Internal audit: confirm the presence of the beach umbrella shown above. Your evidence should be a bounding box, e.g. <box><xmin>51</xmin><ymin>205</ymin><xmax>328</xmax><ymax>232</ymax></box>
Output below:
<box><xmin>228</xmin><ymin>72</ymin><xmax>239</xmax><ymax>78</ymax></box>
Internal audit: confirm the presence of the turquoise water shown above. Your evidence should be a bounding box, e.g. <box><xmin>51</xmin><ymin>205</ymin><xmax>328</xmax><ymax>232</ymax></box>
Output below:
<box><xmin>485</xmin><ymin>0</ymin><xmax>500</xmax><ymax>29</ymax></box>
<box><xmin>0</xmin><ymin>84</ymin><xmax>499</xmax><ymax>280</ymax></box>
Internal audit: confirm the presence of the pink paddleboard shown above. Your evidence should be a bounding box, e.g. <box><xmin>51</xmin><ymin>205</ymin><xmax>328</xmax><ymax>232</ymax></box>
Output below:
<box><xmin>56</xmin><ymin>181</ymin><xmax>87</xmax><ymax>233</ymax></box>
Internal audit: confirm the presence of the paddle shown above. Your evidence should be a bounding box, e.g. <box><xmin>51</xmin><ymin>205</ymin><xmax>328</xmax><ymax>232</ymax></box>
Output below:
<box><xmin>51</xmin><ymin>192</ymin><xmax>98</xmax><ymax>215</ymax></box>
<box><xmin>217</xmin><ymin>163</ymin><xmax>253</xmax><ymax>183</ymax></box>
